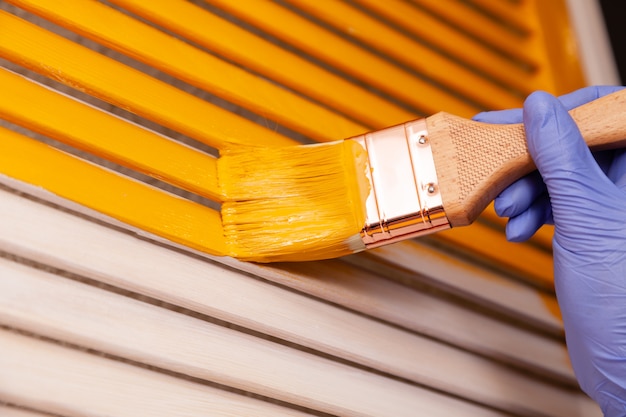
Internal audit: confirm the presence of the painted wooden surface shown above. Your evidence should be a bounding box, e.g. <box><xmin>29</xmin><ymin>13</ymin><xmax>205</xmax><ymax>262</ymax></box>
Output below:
<box><xmin>0</xmin><ymin>1</ymin><xmax>600</xmax><ymax>416</ymax></box>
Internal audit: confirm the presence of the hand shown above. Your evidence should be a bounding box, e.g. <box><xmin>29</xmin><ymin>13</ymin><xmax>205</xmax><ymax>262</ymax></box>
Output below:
<box><xmin>475</xmin><ymin>86</ymin><xmax>626</xmax><ymax>416</ymax></box>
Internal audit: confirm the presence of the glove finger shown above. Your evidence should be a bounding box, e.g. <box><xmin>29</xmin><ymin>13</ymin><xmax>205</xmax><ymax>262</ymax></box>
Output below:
<box><xmin>607</xmin><ymin>149</ymin><xmax>626</xmax><ymax>190</ymax></box>
<box><xmin>472</xmin><ymin>108</ymin><xmax>522</xmax><ymax>124</ymax></box>
<box><xmin>523</xmin><ymin>91</ymin><xmax>611</xmax><ymax>199</ymax></box>
<box><xmin>523</xmin><ymin>91</ymin><xmax>623</xmax><ymax>250</ymax></box>
<box><xmin>494</xmin><ymin>171</ymin><xmax>546</xmax><ymax>217</ymax></box>
<box><xmin>504</xmin><ymin>193</ymin><xmax>553</xmax><ymax>242</ymax></box>
<box><xmin>558</xmin><ymin>85</ymin><xmax>624</xmax><ymax>110</ymax></box>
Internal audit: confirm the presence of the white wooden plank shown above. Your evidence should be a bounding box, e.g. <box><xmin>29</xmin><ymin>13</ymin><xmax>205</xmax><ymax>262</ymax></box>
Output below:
<box><xmin>0</xmin><ymin>405</ymin><xmax>52</xmax><ymax>417</ymax></box>
<box><xmin>232</xmin><ymin>258</ymin><xmax>575</xmax><ymax>384</ymax></box>
<box><xmin>0</xmin><ymin>230</ymin><xmax>600</xmax><ymax>416</ymax></box>
<box><xmin>0</xmin><ymin>329</ymin><xmax>314</xmax><ymax>417</ymax></box>
<box><xmin>357</xmin><ymin>242</ymin><xmax>564</xmax><ymax>333</ymax></box>
<box><xmin>0</xmin><ymin>259</ymin><xmax>521</xmax><ymax>417</ymax></box>
<box><xmin>0</xmin><ymin>178</ymin><xmax>575</xmax><ymax>385</ymax></box>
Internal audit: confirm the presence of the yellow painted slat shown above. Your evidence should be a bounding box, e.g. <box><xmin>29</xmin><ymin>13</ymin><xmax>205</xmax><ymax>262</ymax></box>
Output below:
<box><xmin>0</xmin><ymin>67</ymin><xmax>221</xmax><ymax>201</ymax></box>
<box><xmin>351</xmin><ymin>0</ymin><xmax>534</xmax><ymax>95</ymax></box>
<box><xmin>0</xmin><ymin>10</ymin><xmax>293</xmax><ymax>149</ymax></box>
<box><xmin>0</xmin><ymin>126</ymin><xmax>227</xmax><ymax>256</ymax></box>
<box><xmin>204</xmin><ymin>0</ymin><xmax>481</xmax><ymax>117</ymax></box>
<box><xmin>465</xmin><ymin>0</ymin><xmax>534</xmax><ymax>35</ymax></box>
<box><xmin>534</xmin><ymin>0</ymin><xmax>586</xmax><ymax>95</ymax></box>
<box><xmin>8</xmin><ymin>0</ymin><xmax>368</xmax><ymax>143</ymax></box>
<box><xmin>409</xmin><ymin>0</ymin><xmax>539</xmax><ymax>73</ymax></box>
<box><xmin>108</xmin><ymin>0</ymin><xmax>416</xmax><ymax>129</ymax></box>
<box><xmin>284</xmin><ymin>0</ymin><xmax>523</xmax><ymax>110</ymax></box>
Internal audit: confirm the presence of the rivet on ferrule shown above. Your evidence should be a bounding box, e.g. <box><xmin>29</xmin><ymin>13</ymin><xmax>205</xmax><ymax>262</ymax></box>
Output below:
<box><xmin>348</xmin><ymin>118</ymin><xmax>451</xmax><ymax>249</ymax></box>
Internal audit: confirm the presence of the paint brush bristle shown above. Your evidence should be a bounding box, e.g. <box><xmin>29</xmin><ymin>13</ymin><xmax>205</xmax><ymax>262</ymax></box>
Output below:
<box><xmin>218</xmin><ymin>140</ymin><xmax>370</xmax><ymax>262</ymax></box>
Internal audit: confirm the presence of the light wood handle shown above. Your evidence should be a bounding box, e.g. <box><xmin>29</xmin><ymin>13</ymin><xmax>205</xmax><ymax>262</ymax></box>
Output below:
<box><xmin>426</xmin><ymin>89</ymin><xmax>626</xmax><ymax>227</ymax></box>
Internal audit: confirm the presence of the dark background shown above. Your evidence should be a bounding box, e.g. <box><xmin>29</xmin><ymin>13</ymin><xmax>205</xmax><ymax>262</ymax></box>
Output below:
<box><xmin>599</xmin><ymin>0</ymin><xmax>625</xmax><ymax>84</ymax></box>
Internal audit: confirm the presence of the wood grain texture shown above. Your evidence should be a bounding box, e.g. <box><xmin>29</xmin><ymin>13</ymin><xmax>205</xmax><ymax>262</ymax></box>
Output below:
<box><xmin>0</xmin><ymin>405</ymin><xmax>52</xmax><ymax>417</ymax></box>
<box><xmin>0</xmin><ymin>187</ymin><xmax>599</xmax><ymax>416</ymax></box>
<box><xmin>0</xmin><ymin>184</ymin><xmax>573</xmax><ymax>385</ymax></box>
<box><xmin>1</xmin><ymin>258</ymin><xmax>577</xmax><ymax>417</ymax></box>
<box><xmin>428</xmin><ymin>89</ymin><xmax>626</xmax><ymax>226</ymax></box>
<box><xmin>0</xmin><ymin>330</ymin><xmax>314</xmax><ymax>417</ymax></box>
<box><xmin>7</xmin><ymin>0</ymin><xmax>367</xmax><ymax>143</ymax></box>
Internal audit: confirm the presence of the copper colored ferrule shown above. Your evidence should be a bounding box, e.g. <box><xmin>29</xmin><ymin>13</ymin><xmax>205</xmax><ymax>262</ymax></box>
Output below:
<box><xmin>349</xmin><ymin>118</ymin><xmax>450</xmax><ymax>249</ymax></box>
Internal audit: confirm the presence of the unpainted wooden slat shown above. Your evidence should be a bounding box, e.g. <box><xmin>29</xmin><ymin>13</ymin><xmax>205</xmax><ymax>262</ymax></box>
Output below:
<box><xmin>0</xmin><ymin>127</ymin><xmax>227</xmax><ymax>256</ymax></box>
<box><xmin>1</xmin><ymin>258</ymin><xmax>595</xmax><ymax>417</ymax></box>
<box><xmin>358</xmin><ymin>240</ymin><xmax>562</xmax><ymax>333</ymax></box>
<box><xmin>202</xmin><ymin>0</ymin><xmax>482</xmax><ymax>117</ymax></box>
<box><xmin>0</xmin><ymin>67</ymin><xmax>221</xmax><ymax>201</ymax></box>
<box><xmin>106</xmin><ymin>0</ymin><xmax>416</xmax><ymax>129</ymax></box>
<box><xmin>284</xmin><ymin>0</ymin><xmax>524</xmax><ymax>110</ymax></box>
<box><xmin>433</xmin><ymin>224</ymin><xmax>555</xmax><ymax>290</ymax></box>
<box><xmin>7</xmin><ymin>0</ymin><xmax>368</xmax><ymax>143</ymax></box>
<box><xmin>0</xmin><ymin>330</ymin><xmax>315</xmax><ymax>417</ymax></box>
<box><xmin>0</xmin><ymin>180</ymin><xmax>571</xmax><ymax>383</ymax></box>
<box><xmin>0</xmin><ymin>10</ymin><xmax>294</xmax><ymax>148</ymax></box>
<box><xmin>0</xmin><ymin>405</ymin><xmax>52</xmax><ymax>417</ymax></box>
<box><xmin>0</xmin><ymin>185</ymin><xmax>576</xmax><ymax>390</ymax></box>
<box><xmin>232</xmin><ymin>258</ymin><xmax>574</xmax><ymax>384</ymax></box>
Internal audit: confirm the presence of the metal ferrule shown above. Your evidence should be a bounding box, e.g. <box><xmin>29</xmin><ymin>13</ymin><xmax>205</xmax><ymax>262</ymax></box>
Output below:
<box><xmin>350</xmin><ymin>118</ymin><xmax>450</xmax><ymax>249</ymax></box>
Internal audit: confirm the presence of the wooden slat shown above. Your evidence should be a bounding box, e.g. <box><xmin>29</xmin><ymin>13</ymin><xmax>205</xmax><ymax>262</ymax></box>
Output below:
<box><xmin>0</xmin><ymin>330</ymin><xmax>314</xmax><ymax>417</ymax></box>
<box><xmin>465</xmin><ymin>0</ymin><xmax>534</xmax><ymax>34</ymax></box>
<box><xmin>351</xmin><ymin>0</ymin><xmax>534</xmax><ymax>93</ymax></box>
<box><xmin>7</xmin><ymin>0</ymin><xmax>368</xmax><ymax>143</ymax></box>
<box><xmin>356</xmin><ymin>241</ymin><xmax>561</xmax><ymax>333</ymax></box>
<box><xmin>0</xmin><ymin>127</ymin><xmax>227</xmax><ymax>256</ymax></box>
<box><xmin>409</xmin><ymin>0</ymin><xmax>539</xmax><ymax>71</ymax></box>
<box><xmin>433</xmin><ymin>224</ymin><xmax>555</xmax><ymax>290</ymax></box>
<box><xmin>106</xmin><ymin>0</ymin><xmax>416</xmax><ymax>128</ymax></box>
<box><xmin>1</xmin><ymin>258</ymin><xmax>596</xmax><ymax>417</ymax></box>
<box><xmin>0</xmin><ymin>186</ymin><xmax>575</xmax><ymax>386</ymax></box>
<box><xmin>0</xmin><ymin>405</ymin><xmax>52</xmax><ymax>417</ymax></box>
<box><xmin>203</xmin><ymin>0</ymin><xmax>482</xmax><ymax>117</ymax></box>
<box><xmin>234</xmin><ymin>259</ymin><xmax>574</xmax><ymax>384</ymax></box>
<box><xmin>284</xmin><ymin>0</ymin><xmax>524</xmax><ymax>110</ymax></box>
<box><xmin>0</xmin><ymin>67</ymin><xmax>221</xmax><ymax>201</ymax></box>
<box><xmin>0</xmin><ymin>9</ymin><xmax>293</xmax><ymax>148</ymax></box>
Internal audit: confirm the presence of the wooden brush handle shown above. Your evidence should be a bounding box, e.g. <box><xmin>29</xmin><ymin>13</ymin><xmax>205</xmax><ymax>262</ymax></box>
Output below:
<box><xmin>426</xmin><ymin>89</ymin><xmax>626</xmax><ymax>227</ymax></box>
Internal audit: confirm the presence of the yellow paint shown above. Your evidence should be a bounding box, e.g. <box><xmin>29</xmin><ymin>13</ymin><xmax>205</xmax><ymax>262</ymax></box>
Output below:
<box><xmin>351</xmin><ymin>0</ymin><xmax>535</xmax><ymax>96</ymax></box>
<box><xmin>8</xmin><ymin>0</ymin><xmax>369</xmax><ymax>143</ymax></box>
<box><xmin>0</xmin><ymin>126</ymin><xmax>226</xmax><ymax>256</ymax></box>
<box><xmin>106</xmin><ymin>0</ymin><xmax>415</xmax><ymax>129</ymax></box>
<box><xmin>0</xmin><ymin>9</ymin><xmax>294</xmax><ymax>149</ymax></box>
<box><xmin>0</xmin><ymin>67</ymin><xmax>220</xmax><ymax>201</ymax></box>
<box><xmin>284</xmin><ymin>0</ymin><xmax>524</xmax><ymax>110</ymax></box>
<box><xmin>0</xmin><ymin>0</ymin><xmax>583</xmax><ymax>273</ymax></box>
<box><xmin>400</xmin><ymin>0</ymin><xmax>539</xmax><ymax>75</ymax></box>
<box><xmin>218</xmin><ymin>140</ymin><xmax>369</xmax><ymax>262</ymax></box>
<box><xmin>533</xmin><ymin>0</ymin><xmax>587</xmax><ymax>95</ymax></box>
<box><xmin>204</xmin><ymin>0</ymin><xmax>481</xmax><ymax>117</ymax></box>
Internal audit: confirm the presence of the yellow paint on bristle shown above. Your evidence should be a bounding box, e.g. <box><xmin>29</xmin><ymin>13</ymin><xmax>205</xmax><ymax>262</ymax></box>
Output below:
<box><xmin>218</xmin><ymin>140</ymin><xmax>370</xmax><ymax>262</ymax></box>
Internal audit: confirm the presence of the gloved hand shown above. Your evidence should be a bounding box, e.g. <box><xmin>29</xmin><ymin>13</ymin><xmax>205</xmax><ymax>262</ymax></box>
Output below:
<box><xmin>475</xmin><ymin>86</ymin><xmax>626</xmax><ymax>416</ymax></box>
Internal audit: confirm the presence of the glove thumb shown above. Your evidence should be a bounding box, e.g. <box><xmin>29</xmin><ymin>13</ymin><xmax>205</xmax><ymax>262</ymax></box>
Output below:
<box><xmin>523</xmin><ymin>91</ymin><xmax>619</xmax><ymax>248</ymax></box>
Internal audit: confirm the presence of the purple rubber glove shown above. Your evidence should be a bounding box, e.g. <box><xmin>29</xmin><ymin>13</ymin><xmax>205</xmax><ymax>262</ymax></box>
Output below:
<box><xmin>475</xmin><ymin>86</ymin><xmax>626</xmax><ymax>416</ymax></box>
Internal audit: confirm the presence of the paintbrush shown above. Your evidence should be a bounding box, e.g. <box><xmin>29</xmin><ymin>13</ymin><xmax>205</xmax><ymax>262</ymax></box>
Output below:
<box><xmin>218</xmin><ymin>89</ymin><xmax>626</xmax><ymax>262</ymax></box>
